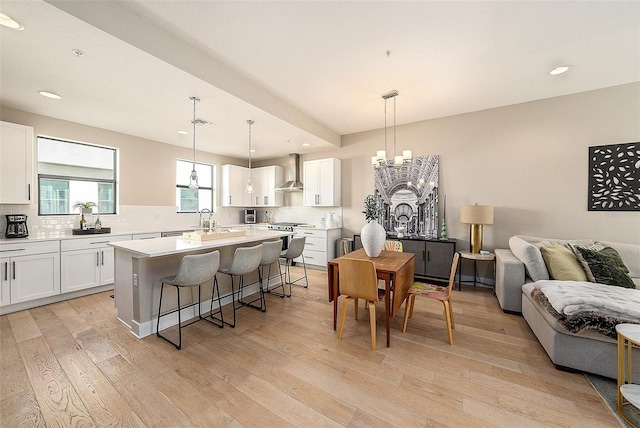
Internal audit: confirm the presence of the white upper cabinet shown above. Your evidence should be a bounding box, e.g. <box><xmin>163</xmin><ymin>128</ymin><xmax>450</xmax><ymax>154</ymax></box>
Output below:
<box><xmin>221</xmin><ymin>164</ymin><xmax>283</xmax><ymax>207</ymax></box>
<box><xmin>221</xmin><ymin>164</ymin><xmax>249</xmax><ymax>207</ymax></box>
<box><xmin>252</xmin><ymin>166</ymin><xmax>283</xmax><ymax>207</ymax></box>
<box><xmin>303</xmin><ymin>158</ymin><xmax>341</xmax><ymax>207</ymax></box>
<box><xmin>0</xmin><ymin>121</ymin><xmax>34</xmax><ymax>204</ymax></box>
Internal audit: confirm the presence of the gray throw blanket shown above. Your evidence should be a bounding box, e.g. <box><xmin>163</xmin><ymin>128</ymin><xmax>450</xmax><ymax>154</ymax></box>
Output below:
<box><xmin>531</xmin><ymin>280</ymin><xmax>640</xmax><ymax>338</ymax></box>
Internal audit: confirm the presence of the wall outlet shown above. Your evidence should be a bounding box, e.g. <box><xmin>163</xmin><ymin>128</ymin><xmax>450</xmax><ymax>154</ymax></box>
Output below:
<box><xmin>133</xmin><ymin>273</ymin><xmax>138</xmax><ymax>287</ymax></box>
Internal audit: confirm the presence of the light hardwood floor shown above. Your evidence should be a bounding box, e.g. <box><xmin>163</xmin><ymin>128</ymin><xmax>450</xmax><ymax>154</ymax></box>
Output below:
<box><xmin>1</xmin><ymin>266</ymin><xmax>619</xmax><ymax>427</ymax></box>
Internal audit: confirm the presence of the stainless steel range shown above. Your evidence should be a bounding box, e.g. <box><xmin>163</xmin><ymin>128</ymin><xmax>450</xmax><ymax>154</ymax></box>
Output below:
<box><xmin>267</xmin><ymin>222</ymin><xmax>304</xmax><ymax>232</ymax></box>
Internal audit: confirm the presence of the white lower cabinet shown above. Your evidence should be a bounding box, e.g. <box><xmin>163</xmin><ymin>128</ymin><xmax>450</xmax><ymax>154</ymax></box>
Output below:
<box><xmin>60</xmin><ymin>235</ymin><xmax>130</xmax><ymax>293</ymax></box>
<box><xmin>293</xmin><ymin>228</ymin><xmax>341</xmax><ymax>268</ymax></box>
<box><xmin>0</xmin><ymin>240</ymin><xmax>60</xmax><ymax>306</ymax></box>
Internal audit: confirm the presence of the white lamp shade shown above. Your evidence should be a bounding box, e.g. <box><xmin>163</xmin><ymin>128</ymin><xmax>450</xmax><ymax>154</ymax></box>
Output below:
<box><xmin>460</xmin><ymin>205</ymin><xmax>494</xmax><ymax>225</ymax></box>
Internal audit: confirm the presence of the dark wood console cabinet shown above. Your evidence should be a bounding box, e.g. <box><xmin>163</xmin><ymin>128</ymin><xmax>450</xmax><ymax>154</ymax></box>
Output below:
<box><xmin>353</xmin><ymin>235</ymin><xmax>456</xmax><ymax>280</ymax></box>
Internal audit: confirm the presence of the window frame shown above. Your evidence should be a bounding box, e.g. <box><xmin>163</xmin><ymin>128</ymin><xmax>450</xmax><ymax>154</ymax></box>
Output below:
<box><xmin>176</xmin><ymin>159</ymin><xmax>216</xmax><ymax>213</ymax></box>
<box><xmin>36</xmin><ymin>135</ymin><xmax>118</xmax><ymax>216</ymax></box>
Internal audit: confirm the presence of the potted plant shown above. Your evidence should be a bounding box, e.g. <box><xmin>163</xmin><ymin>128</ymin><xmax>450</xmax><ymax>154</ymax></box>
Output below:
<box><xmin>73</xmin><ymin>202</ymin><xmax>96</xmax><ymax>229</ymax></box>
<box><xmin>73</xmin><ymin>201</ymin><xmax>97</xmax><ymax>214</ymax></box>
<box><xmin>360</xmin><ymin>194</ymin><xmax>386</xmax><ymax>257</ymax></box>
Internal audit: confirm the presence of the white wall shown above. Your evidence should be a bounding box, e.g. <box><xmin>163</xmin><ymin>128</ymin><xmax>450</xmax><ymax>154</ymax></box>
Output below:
<box><xmin>2</xmin><ymin>82</ymin><xmax>639</xmax><ymax>247</ymax></box>
<box><xmin>300</xmin><ymin>82</ymin><xmax>640</xmax><ymax>249</ymax></box>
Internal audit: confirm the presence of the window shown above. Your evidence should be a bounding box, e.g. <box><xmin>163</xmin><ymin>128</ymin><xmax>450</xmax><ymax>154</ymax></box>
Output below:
<box><xmin>37</xmin><ymin>136</ymin><xmax>117</xmax><ymax>215</ymax></box>
<box><xmin>176</xmin><ymin>160</ymin><xmax>215</xmax><ymax>213</ymax></box>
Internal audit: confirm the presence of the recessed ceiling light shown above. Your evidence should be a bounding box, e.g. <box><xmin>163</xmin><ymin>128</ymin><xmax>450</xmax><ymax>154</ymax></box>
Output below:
<box><xmin>302</xmin><ymin>143</ymin><xmax>310</xmax><ymax>147</ymax></box>
<box><xmin>0</xmin><ymin>13</ymin><xmax>24</xmax><ymax>30</ymax></box>
<box><xmin>177</xmin><ymin>130</ymin><xmax>188</xmax><ymax>135</ymax></box>
<box><xmin>38</xmin><ymin>91</ymin><xmax>62</xmax><ymax>99</ymax></box>
<box><xmin>549</xmin><ymin>65</ymin><xmax>570</xmax><ymax>75</ymax></box>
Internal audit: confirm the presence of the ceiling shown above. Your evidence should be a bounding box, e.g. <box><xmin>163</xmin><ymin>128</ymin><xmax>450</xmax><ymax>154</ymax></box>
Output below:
<box><xmin>1</xmin><ymin>1</ymin><xmax>638</xmax><ymax>161</ymax></box>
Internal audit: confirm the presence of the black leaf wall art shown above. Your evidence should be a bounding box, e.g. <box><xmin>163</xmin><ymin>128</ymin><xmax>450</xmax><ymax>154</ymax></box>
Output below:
<box><xmin>588</xmin><ymin>142</ymin><xmax>640</xmax><ymax>211</ymax></box>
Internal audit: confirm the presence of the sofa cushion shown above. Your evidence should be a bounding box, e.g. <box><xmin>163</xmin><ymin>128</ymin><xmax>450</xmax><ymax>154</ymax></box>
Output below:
<box><xmin>598</xmin><ymin>241</ymin><xmax>640</xmax><ymax>279</ymax></box>
<box><xmin>540</xmin><ymin>245</ymin><xmax>588</xmax><ymax>281</ymax></box>
<box><xmin>509</xmin><ymin>236</ymin><xmax>549</xmax><ymax>281</ymax></box>
<box><xmin>576</xmin><ymin>247</ymin><xmax>635</xmax><ymax>288</ymax></box>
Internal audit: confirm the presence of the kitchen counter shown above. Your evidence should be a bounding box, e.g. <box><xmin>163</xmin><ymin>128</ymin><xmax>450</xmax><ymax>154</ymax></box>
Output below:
<box><xmin>0</xmin><ymin>223</ymin><xmax>271</xmax><ymax>244</ymax></box>
<box><xmin>108</xmin><ymin>229</ymin><xmax>290</xmax><ymax>258</ymax></box>
<box><xmin>110</xmin><ymin>229</ymin><xmax>292</xmax><ymax>338</ymax></box>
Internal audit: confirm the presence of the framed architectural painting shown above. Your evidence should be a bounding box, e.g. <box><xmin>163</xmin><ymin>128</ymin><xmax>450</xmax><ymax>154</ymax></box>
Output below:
<box><xmin>373</xmin><ymin>155</ymin><xmax>440</xmax><ymax>238</ymax></box>
<box><xmin>588</xmin><ymin>142</ymin><xmax>640</xmax><ymax>211</ymax></box>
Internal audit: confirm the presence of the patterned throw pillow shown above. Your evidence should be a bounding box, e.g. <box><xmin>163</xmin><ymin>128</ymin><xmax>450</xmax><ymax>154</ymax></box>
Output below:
<box><xmin>575</xmin><ymin>247</ymin><xmax>635</xmax><ymax>288</ymax></box>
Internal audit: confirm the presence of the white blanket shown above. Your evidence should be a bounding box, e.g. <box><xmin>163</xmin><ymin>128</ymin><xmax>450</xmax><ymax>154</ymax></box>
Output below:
<box><xmin>533</xmin><ymin>280</ymin><xmax>640</xmax><ymax>320</ymax></box>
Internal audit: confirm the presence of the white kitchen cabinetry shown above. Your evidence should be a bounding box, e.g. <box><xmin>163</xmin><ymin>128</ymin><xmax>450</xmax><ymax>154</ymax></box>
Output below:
<box><xmin>303</xmin><ymin>158</ymin><xmax>341</xmax><ymax>207</ymax></box>
<box><xmin>251</xmin><ymin>166</ymin><xmax>283</xmax><ymax>207</ymax></box>
<box><xmin>221</xmin><ymin>164</ymin><xmax>251</xmax><ymax>207</ymax></box>
<box><xmin>60</xmin><ymin>235</ymin><xmax>130</xmax><ymax>293</ymax></box>
<box><xmin>0</xmin><ymin>121</ymin><xmax>34</xmax><ymax>204</ymax></box>
<box><xmin>0</xmin><ymin>240</ymin><xmax>60</xmax><ymax>306</ymax></box>
<box><xmin>132</xmin><ymin>232</ymin><xmax>161</xmax><ymax>240</ymax></box>
<box><xmin>293</xmin><ymin>228</ymin><xmax>342</xmax><ymax>268</ymax></box>
<box><xmin>221</xmin><ymin>164</ymin><xmax>283</xmax><ymax>207</ymax></box>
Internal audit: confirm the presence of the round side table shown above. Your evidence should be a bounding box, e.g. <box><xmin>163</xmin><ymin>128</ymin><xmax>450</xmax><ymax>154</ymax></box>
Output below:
<box><xmin>457</xmin><ymin>251</ymin><xmax>496</xmax><ymax>292</ymax></box>
<box><xmin>616</xmin><ymin>323</ymin><xmax>640</xmax><ymax>428</ymax></box>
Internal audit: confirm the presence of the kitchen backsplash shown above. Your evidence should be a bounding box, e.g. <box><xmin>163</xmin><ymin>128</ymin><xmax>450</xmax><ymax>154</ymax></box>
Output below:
<box><xmin>0</xmin><ymin>204</ymin><xmax>343</xmax><ymax>239</ymax></box>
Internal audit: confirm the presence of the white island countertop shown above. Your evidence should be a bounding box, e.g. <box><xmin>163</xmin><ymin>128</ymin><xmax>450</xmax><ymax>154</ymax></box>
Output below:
<box><xmin>108</xmin><ymin>229</ymin><xmax>292</xmax><ymax>258</ymax></box>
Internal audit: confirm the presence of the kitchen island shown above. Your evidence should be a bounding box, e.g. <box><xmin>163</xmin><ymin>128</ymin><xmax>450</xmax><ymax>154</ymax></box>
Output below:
<box><xmin>109</xmin><ymin>229</ymin><xmax>292</xmax><ymax>338</ymax></box>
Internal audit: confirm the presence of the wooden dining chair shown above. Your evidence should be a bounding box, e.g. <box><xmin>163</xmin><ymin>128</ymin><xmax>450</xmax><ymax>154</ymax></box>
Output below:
<box><xmin>402</xmin><ymin>252</ymin><xmax>460</xmax><ymax>345</ymax></box>
<box><xmin>384</xmin><ymin>240</ymin><xmax>403</xmax><ymax>252</ymax></box>
<box><xmin>337</xmin><ymin>258</ymin><xmax>379</xmax><ymax>351</ymax></box>
<box><xmin>375</xmin><ymin>240</ymin><xmax>403</xmax><ymax>301</ymax></box>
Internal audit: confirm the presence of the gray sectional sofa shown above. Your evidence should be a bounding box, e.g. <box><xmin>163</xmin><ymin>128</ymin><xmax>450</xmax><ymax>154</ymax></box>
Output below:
<box><xmin>495</xmin><ymin>235</ymin><xmax>640</xmax><ymax>379</ymax></box>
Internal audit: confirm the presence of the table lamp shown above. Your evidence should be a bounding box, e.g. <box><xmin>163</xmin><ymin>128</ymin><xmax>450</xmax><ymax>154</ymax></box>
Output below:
<box><xmin>460</xmin><ymin>204</ymin><xmax>494</xmax><ymax>253</ymax></box>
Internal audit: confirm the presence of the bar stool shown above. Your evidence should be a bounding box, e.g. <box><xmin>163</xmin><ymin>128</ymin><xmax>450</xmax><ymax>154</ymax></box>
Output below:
<box><xmin>280</xmin><ymin>236</ymin><xmax>308</xmax><ymax>288</ymax></box>
<box><xmin>260</xmin><ymin>240</ymin><xmax>289</xmax><ymax>298</ymax></box>
<box><xmin>217</xmin><ymin>244</ymin><xmax>263</xmax><ymax>327</ymax></box>
<box><xmin>156</xmin><ymin>250</ymin><xmax>221</xmax><ymax>350</ymax></box>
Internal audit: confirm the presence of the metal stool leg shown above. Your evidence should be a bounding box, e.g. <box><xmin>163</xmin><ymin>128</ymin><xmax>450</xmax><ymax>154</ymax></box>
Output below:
<box><xmin>208</xmin><ymin>276</ymin><xmax>224</xmax><ymax>328</ymax></box>
<box><xmin>265</xmin><ymin>262</ymin><xmax>290</xmax><ymax>297</ymax></box>
<box><xmin>282</xmin><ymin>255</ymin><xmax>308</xmax><ymax>288</ymax></box>
<box><xmin>237</xmin><ymin>272</ymin><xmax>266</xmax><ymax>312</ymax></box>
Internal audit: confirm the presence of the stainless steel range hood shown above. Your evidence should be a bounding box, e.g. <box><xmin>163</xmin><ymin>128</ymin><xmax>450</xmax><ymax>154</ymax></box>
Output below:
<box><xmin>275</xmin><ymin>153</ymin><xmax>303</xmax><ymax>191</ymax></box>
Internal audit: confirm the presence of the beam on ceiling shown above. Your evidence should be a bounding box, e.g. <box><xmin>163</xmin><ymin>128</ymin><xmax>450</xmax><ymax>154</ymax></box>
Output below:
<box><xmin>45</xmin><ymin>0</ymin><xmax>341</xmax><ymax>147</ymax></box>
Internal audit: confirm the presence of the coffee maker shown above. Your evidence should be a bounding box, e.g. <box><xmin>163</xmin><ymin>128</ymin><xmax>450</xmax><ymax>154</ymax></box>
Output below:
<box><xmin>5</xmin><ymin>214</ymin><xmax>29</xmax><ymax>238</ymax></box>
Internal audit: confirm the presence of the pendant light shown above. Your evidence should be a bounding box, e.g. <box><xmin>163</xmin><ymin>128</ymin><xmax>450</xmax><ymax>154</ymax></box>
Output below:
<box><xmin>188</xmin><ymin>96</ymin><xmax>200</xmax><ymax>189</ymax></box>
<box><xmin>246</xmin><ymin>119</ymin><xmax>254</xmax><ymax>193</ymax></box>
<box><xmin>371</xmin><ymin>90</ymin><xmax>412</xmax><ymax>168</ymax></box>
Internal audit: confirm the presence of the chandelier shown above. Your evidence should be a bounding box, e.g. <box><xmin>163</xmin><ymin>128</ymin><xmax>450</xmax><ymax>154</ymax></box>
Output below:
<box><xmin>372</xmin><ymin>90</ymin><xmax>412</xmax><ymax>168</ymax></box>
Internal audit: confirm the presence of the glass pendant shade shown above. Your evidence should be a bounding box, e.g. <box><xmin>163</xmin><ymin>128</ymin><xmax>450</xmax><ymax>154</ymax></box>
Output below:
<box><xmin>188</xmin><ymin>168</ymin><xmax>199</xmax><ymax>189</ymax></box>
<box><xmin>188</xmin><ymin>96</ymin><xmax>200</xmax><ymax>189</ymax></box>
<box><xmin>246</xmin><ymin>119</ymin><xmax>254</xmax><ymax>193</ymax></box>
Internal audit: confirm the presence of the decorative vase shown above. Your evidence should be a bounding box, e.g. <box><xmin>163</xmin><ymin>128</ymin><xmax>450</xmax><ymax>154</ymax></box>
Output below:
<box><xmin>361</xmin><ymin>220</ymin><xmax>386</xmax><ymax>257</ymax></box>
<box><xmin>440</xmin><ymin>218</ymin><xmax>448</xmax><ymax>240</ymax></box>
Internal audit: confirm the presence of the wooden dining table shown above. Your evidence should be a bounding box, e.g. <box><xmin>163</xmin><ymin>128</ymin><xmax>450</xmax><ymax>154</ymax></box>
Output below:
<box><xmin>327</xmin><ymin>248</ymin><xmax>415</xmax><ymax>347</ymax></box>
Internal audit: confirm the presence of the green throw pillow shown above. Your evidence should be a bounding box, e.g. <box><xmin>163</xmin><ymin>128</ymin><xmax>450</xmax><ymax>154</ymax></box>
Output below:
<box><xmin>576</xmin><ymin>247</ymin><xmax>635</xmax><ymax>288</ymax></box>
<box><xmin>540</xmin><ymin>245</ymin><xmax>588</xmax><ymax>281</ymax></box>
